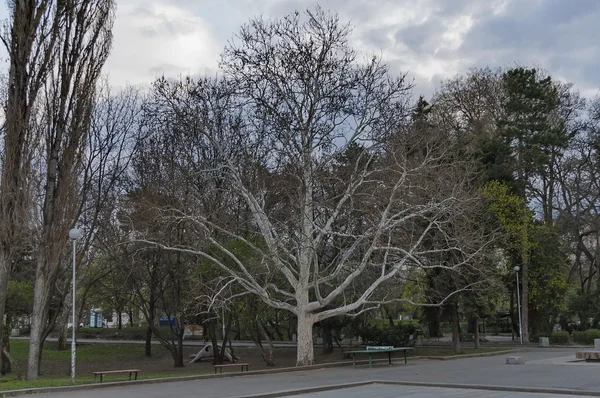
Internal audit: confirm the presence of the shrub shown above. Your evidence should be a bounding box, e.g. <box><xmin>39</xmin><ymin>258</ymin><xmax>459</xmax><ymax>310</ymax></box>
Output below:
<box><xmin>572</xmin><ymin>331</ymin><xmax>585</xmax><ymax>344</ymax></box>
<box><xmin>359</xmin><ymin>323</ymin><xmax>416</xmax><ymax>347</ymax></box>
<box><xmin>572</xmin><ymin>329</ymin><xmax>600</xmax><ymax>345</ymax></box>
<box><xmin>549</xmin><ymin>331</ymin><xmax>569</xmax><ymax>345</ymax></box>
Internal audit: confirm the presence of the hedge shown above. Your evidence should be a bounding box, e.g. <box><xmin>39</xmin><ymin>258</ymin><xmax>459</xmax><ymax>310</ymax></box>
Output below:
<box><xmin>572</xmin><ymin>329</ymin><xmax>600</xmax><ymax>345</ymax></box>
<box><xmin>549</xmin><ymin>330</ymin><xmax>569</xmax><ymax>345</ymax></box>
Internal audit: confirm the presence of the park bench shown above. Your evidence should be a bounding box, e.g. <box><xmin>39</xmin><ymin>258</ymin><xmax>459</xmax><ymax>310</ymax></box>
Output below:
<box><xmin>214</xmin><ymin>362</ymin><xmax>250</xmax><ymax>374</ymax></box>
<box><xmin>346</xmin><ymin>346</ymin><xmax>413</xmax><ymax>368</ymax></box>
<box><xmin>92</xmin><ymin>369</ymin><xmax>141</xmax><ymax>383</ymax></box>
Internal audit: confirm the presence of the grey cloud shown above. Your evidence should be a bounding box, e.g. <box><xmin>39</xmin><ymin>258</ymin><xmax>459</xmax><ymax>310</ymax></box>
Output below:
<box><xmin>130</xmin><ymin>4</ymin><xmax>199</xmax><ymax>38</ymax></box>
<box><xmin>337</xmin><ymin>0</ymin><xmax>599</xmax><ymax>97</ymax></box>
<box><xmin>139</xmin><ymin>26</ymin><xmax>159</xmax><ymax>38</ymax></box>
<box><xmin>394</xmin><ymin>19</ymin><xmax>444</xmax><ymax>54</ymax></box>
<box><xmin>149</xmin><ymin>63</ymin><xmax>189</xmax><ymax>76</ymax></box>
<box><xmin>452</xmin><ymin>0</ymin><xmax>600</xmax><ymax>94</ymax></box>
<box><xmin>133</xmin><ymin>0</ymin><xmax>599</xmax><ymax>98</ymax></box>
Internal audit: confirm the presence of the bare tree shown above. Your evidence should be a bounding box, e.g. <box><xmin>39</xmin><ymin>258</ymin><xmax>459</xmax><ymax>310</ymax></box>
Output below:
<box><xmin>137</xmin><ymin>8</ymin><xmax>490</xmax><ymax>366</ymax></box>
<box><xmin>54</xmin><ymin>82</ymin><xmax>142</xmax><ymax>350</ymax></box>
<box><xmin>556</xmin><ymin>96</ymin><xmax>600</xmax><ymax>295</ymax></box>
<box><xmin>0</xmin><ymin>0</ymin><xmax>63</xmax><ymax>363</ymax></box>
<box><xmin>27</xmin><ymin>0</ymin><xmax>115</xmax><ymax>380</ymax></box>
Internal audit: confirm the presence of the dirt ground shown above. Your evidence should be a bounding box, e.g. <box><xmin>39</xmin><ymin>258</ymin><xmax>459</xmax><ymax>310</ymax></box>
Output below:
<box><xmin>12</xmin><ymin>341</ymin><xmax>505</xmax><ymax>381</ymax></box>
<box><xmin>23</xmin><ymin>345</ymin><xmax>355</xmax><ymax>379</ymax></box>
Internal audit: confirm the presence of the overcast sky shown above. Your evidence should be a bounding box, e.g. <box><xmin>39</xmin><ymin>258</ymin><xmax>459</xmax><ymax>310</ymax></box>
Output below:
<box><xmin>2</xmin><ymin>0</ymin><xmax>599</xmax><ymax>99</ymax></box>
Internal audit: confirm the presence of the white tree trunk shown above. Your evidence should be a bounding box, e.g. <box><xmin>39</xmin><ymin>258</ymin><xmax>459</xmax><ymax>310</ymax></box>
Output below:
<box><xmin>296</xmin><ymin>312</ymin><xmax>315</xmax><ymax>366</ymax></box>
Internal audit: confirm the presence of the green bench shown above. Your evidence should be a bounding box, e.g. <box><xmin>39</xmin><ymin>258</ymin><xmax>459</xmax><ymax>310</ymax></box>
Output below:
<box><xmin>346</xmin><ymin>346</ymin><xmax>413</xmax><ymax>368</ymax></box>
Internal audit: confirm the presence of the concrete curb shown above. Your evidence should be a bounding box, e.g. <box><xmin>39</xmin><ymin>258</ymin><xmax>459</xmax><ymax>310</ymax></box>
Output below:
<box><xmin>376</xmin><ymin>380</ymin><xmax>600</xmax><ymax>397</ymax></box>
<box><xmin>227</xmin><ymin>380</ymin><xmax>600</xmax><ymax>398</ymax></box>
<box><xmin>229</xmin><ymin>381</ymin><xmax>375</xmax><ymax>398</ymax></box>
<box><xmin>0</xmin><ymin>349</ymin><xmax>520</xmax><ymax>397</ymax></box>
<box><xmin>419</xmin><ymin>349</ymin><xmax>520</xmax><ymax>360</ymax></box>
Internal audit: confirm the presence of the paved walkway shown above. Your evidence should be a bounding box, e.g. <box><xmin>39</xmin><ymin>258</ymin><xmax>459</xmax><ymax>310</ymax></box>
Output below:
<box><xmin>13</xmin><ymin>348</ymin><xmax>600</xmax><ymax>398</ymax></box>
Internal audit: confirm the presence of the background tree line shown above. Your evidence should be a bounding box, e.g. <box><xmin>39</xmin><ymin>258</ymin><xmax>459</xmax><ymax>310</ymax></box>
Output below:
<box><xmin>0</xmin><ymin>4</ymin><xmax>599</xmax><ymax>378</ymax></box>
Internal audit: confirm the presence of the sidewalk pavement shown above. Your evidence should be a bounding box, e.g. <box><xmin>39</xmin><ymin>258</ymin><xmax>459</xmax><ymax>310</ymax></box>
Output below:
<box><xmin>11</xmin><ymin>348</ymin><xmax>600</xmax><ymax>398</ymax></box>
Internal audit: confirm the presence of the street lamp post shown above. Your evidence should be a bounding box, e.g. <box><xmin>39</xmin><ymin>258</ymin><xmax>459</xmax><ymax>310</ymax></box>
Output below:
<box><xmin>514</xmin><ymin>266</ymin><xmax>523</xmax><ymax>345</ymax></box>
<box><xmin>69</xmin><ymin>228</ymin><xmax>82</xmax><ymax>383</ymax></box>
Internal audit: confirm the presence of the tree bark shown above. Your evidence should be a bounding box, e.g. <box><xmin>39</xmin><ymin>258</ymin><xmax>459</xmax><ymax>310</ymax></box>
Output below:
<box><xmin>228</xmin><ymin>336</ymin><xmax>236</xmax><ymax>363</ymax></box>
<box><xmin>268</xmin><ymin>317</ymin><xmax>284</xmax><ymax>341</ymax></box>
<box><xmin>145</xmin><ymin>326</ymin><xmax>152</xmax><ymax>357</ymax></box>
<box><xmin>128</xmin><ymin>307</ymin><xmax>134</xmax><ymax>327</ymax></box>
<box><xmin>322</xmin><ymin>326</ymin><xmax>333</xmax><ymax>355</ymax></box>
<box><xmin>219</xmin><ymin>313</ymin><xmax>233</xmax><ymax>363</ymax></box>
<box><xmin>510</xmin><ymin>285</ymin><xmax>517</xmax><ymax>339</ymax></box>
<box><xmin>56</xmin><ymin>300</ymin><xmax>71</xmax><ymax>351</ymax></box>
<box><xmin>208</xmin><ymin>319</ymin><xmax>222</xmax><ymax>365</ymax></box>
<box><xmin>473</xmin><ymin>318</ymin><xmax>480</xmax><ymax>349</ymax></box>
<box><xmin>250</xmin><ymin>329</ymin><xmax>274</xmax><ymax>366</ymax></box>
<box><xmin>0</xmin><ymin>254</ymin><xmax>11</xmax><ymax>362</ymax></box>
<box><xmin>257</xmin><ymin>322</ymin><xmax>275</xmax><ymax>366</ymax></box>
<box><xmin>171</xmin><ymin>335</ymin><xmax>184</xmax><ymax>367</ymax></box>
<box><xmin>57</xmin><ymin>324</ymin><xmax>67</xmax><ymax>351</ymax></box>
<box><xmin>522</xmin><ymin>262</ymin><xmax>529</xmax><ymax>342</ymax></box>
<box><xmin>424</xmin><ymin>306</ymin><xmax>441</xmax><ymax>338</ymax></box>
<box><xmin>27</xmin><ymin>269</ymin><xmax>52</xmax><ymax>380</ymax></box>
<box><xmin>2</xmin><ymin>346</ymin><xmax>20</xmax><ymax>380</ymax></box>
<box><xmin>296</xmin><ymin>312</ymin><xmax>315</xmax><ymax>366</ymax></box>
<box><xmin>1</xmin><ymin>318</ymin><xmax>11</xmax><ymax>375</ymax></box>
<box><xmin>0</xmin><ymin>0</ymin><xmax>60</xmax><ymax>363</ymax></box>
<box><xmin>451</xmin><ymin>303</ymin><xmax>461</xmax><ymax>354</ymax></box>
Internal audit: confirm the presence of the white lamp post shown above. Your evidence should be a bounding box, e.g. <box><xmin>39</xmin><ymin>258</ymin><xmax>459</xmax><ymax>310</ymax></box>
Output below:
<box><xmin>69</xmin><ymin>228</ymin><xmax>82</xmax><ymax>382</ymax></box>
<box><xmin>514</xmin><ymin>266</ymin><xmax>523</xmax><ymax>345</ymax></box>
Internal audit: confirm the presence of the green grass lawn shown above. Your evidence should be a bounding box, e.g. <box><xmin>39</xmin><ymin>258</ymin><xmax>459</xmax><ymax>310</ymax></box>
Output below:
<box><xmin>1</xmin><ymin>340</ymin><xmax>211</xmax><ymax>391</ymax></box>
<box><xmin>9</xmin><ymin>339</ymin><xmax>153</xmax><ymax>362</ymax></box>
<box><xmin>0</xmin><ymin>370</ymin><xmax>210</xmax><ymax>392</ymax></box>
<box><xmin>0</xmin><ymin>340</ymin><xmax>509</xmax><ymax>392</ymax></box>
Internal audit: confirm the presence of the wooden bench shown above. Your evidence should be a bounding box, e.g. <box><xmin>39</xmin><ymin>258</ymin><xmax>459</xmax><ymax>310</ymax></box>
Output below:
<box><xmin>346</xmin><ymin>346</ymin><xmax>413</xmax><ymax>368</ymax></box>
<box><xmin>92</xmin><ymin>369</ymin><xmax>141</xmax><ymax>383</ymax></box>
<box><xmin>214</xmin><ymin>362</ymin><xmax>250</xmax><ymax>374</ymax></box>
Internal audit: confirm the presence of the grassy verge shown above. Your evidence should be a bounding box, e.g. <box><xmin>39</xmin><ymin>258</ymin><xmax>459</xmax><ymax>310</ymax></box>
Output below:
<box><xmin>0</xmin><ymin>370</ymin><xmax>212</xmax><ymax>392</ymax></box>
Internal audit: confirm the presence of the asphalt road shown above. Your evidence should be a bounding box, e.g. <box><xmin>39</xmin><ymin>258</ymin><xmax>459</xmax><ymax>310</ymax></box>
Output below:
<box><xmin>288</xmin><ymin>384</ymin><xmax>587</xmax><ymax>398</ymax></box>
<box><xmin>12</xmin><ymin>348</ymin><xmax>600</xmax><ymax>398</ymax></box>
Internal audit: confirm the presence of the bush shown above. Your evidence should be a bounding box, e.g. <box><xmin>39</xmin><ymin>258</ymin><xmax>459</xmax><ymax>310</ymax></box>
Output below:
<box><xmin>549</xmin><ymin>331</ymin><xmax>569</xmax><ymax>345</ymax></box>
<box><xmin>572</xmin><ymin>329</ymin><xmax>600</xmax><ymax>345</ymax></box>
<box><xmin>358</xmin><ymin>323</ymin><xmax>416</xmax><ymax>347</ymax></box>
